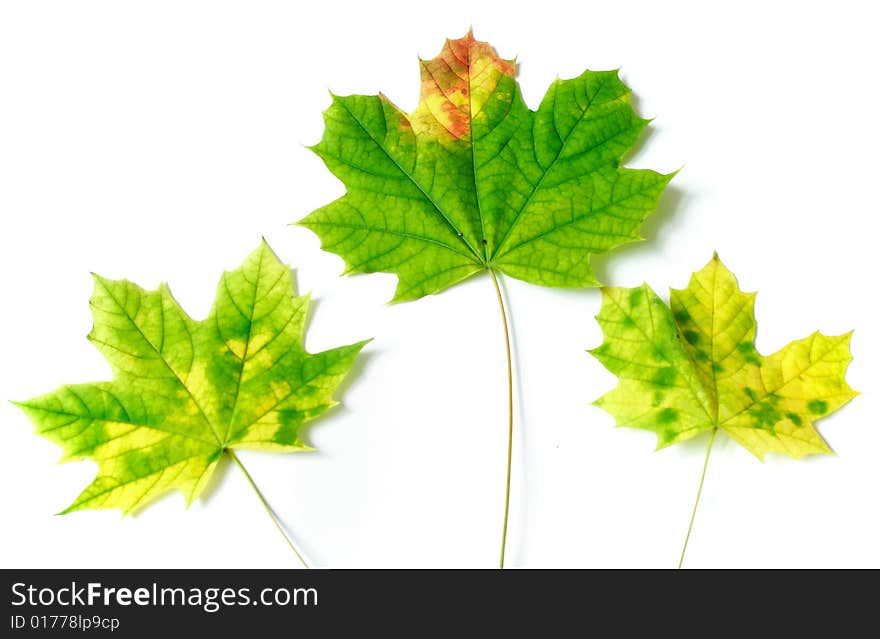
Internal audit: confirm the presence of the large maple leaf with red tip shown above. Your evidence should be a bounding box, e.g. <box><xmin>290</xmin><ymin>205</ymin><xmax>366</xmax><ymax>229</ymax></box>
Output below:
<box><xmin>300</xmin><ymin>32</ymin><xmax>673</xmax><ymax>301</ymax></box>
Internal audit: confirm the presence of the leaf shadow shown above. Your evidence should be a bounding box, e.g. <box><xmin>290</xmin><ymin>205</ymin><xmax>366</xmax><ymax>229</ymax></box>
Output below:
<box><xmin>590</xmin><ymin>184</ymin><xmax>687</xmax><ymax>286</ymax></box>
<box><xmin>125</xmin><ymin>454</ymin><xmax>232</xmax><ymax>517</ymax></box>
<box><xmin>199</xmin><ymin>454</ymin><xmax>232</xmax><ymax>501</ymax></box>
<box><xmin>301</xmin><ymin>290</ymin><xmax>320</xmax><ymax>336</ymax></box>
<box><xmin>675</xmin><ymin>430</ymin><xmax>716</xmax><ymax>457</ymax></box>
<box><xmin>620</xmin><ymin>88</ymin><xmax>664</xmax><ymax>167</ymax></box>
<box><xmin>294</xmin><ymin>349</ymin><xmax>379</xmax><ymax>453</ymax></box>
<box><xmin>626</xmin><ymin>127</ymin><xmax>656</xmax><ymax>165</ymax></box>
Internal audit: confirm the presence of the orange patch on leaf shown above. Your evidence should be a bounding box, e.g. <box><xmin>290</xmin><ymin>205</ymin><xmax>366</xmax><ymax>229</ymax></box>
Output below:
<box><xmin>411</xmin><ymin>32</ymin><xmax>517</xmax><ymax>141</ymax></box>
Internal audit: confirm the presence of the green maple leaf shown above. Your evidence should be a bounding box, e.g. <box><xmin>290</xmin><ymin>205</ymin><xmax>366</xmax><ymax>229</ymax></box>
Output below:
<box><xmin>15</xmin><ymin>241</ymin><xmax>368</xmax><ymax>519</ymax></box>
<box><xmin>589</xmin><ymin>254</ymin><xmax>857</xmax><ymax>566</ymax></box>
<box><xmin>299</xmin><ymin>31</ymin><xmax>672</xmax><ymax>302</ymax></box>
<box><xmin>298</xmin><ymin>31</ymin><xmax>673</xmax><ymax>568</ymax></box>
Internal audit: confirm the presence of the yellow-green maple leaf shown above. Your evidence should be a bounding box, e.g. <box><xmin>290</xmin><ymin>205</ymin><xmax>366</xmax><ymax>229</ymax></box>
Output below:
<box><xmin>15</xmin><ymin>241</ymin><xmax>368</xmax><ymax>514</ymax></box>
<box><xmin>590</xmin><ymin>254</ymin><xmax>857</xmax><ymax>459</ymax></box>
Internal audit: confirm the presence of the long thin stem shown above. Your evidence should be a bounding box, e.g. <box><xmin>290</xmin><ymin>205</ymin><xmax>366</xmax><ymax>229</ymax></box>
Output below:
<box><xmin>226</xmin><ymin>449</ymin><xmax>310</xmax><ymax>568</ymax></box>
<box><xmin>678</xmin><ymin>428</ymin><xmax>717</xmax><ymax>569</ymax></box>
<box><xmin>489</xmin><ymin>269</ymin><xmax>514</xmax><ymax>570</ymax></box>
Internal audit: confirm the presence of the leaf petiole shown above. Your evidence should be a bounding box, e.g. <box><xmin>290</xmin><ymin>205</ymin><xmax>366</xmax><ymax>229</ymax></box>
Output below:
<box><xmin>226</xmin><ymin>449</ymin><xmax>310</xmax><ymax>568</ymax></box>
<box><xmin>678</xmin><ymin>427</ymin><xmax>717</xmax><ymax>569</ymax></box>
<box><xmin>490</xmin><ymin>270</ymin><xmax>514</xmax><ymax>570</ymax></box>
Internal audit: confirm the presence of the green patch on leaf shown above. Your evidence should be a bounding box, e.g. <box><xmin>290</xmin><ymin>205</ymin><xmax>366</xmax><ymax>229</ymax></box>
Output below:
<box><xmin>808</xmin><ymin>400</ymin><xmax>829</xmax><ymax>415</ymax></box>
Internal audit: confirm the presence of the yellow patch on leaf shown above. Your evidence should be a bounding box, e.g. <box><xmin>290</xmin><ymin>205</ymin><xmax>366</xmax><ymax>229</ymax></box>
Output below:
<box><xmin>410</xmin><ymin>31</ymin><xmax>516</xmax><ymax>140</ymax></box>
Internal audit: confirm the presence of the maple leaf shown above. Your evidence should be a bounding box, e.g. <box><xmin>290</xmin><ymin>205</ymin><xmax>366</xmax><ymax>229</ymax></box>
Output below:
<box><xmin>299</xmin><ymin>31</ymin><xmax>673</xmax><ymax>569</ymax></box>
<box><xmin>299</xmin><ymin>31</ymin><xmax>672</xmax><ymax>302</ymax></box>
<box><xmin>589</xmin><ymin>254</ymin><xmax>857</xmax><ymax>566</ymax></box>
<box><xmin>590</xmin><ymin>254</ymin><xmax>856</xmax><ymax>458</ymax></box>
<box><xmin>15</xmin><ymin>241</ymin><xmax>368</xmax><ymax>519</ymax></box>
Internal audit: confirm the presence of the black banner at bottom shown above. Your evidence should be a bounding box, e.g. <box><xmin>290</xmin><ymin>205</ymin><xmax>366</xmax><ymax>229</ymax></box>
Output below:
<box><xmin>1</xmin><ymin>568</ymin><xmax>873</xmax><ymax>635</ymax></box>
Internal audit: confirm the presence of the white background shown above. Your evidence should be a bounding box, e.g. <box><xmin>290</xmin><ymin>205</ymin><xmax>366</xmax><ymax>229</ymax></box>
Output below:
<box><xmin>1</xmin><ymin>0</ymin><xmax>878</xmax><ymax>569</ymax></box>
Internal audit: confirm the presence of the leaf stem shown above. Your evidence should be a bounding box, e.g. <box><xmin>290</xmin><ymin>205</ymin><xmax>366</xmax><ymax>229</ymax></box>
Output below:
<box><xmin>678</xmin><ymin>427</ymin><xmax>717</xmax><ymax>569</ymax></box>
<box><xmin>489</xmin><ymin>269</ymin><xmax>514</xmax><ymax>570</ymax></box>
<box><xmin>226</xmin><ymin>449</ymin><xmax>310</xmax><ymax>568</ymax></box>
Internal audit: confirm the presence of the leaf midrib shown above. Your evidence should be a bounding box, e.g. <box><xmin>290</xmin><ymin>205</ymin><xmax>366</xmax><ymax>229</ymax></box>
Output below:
<box><xmin>96</xmin><ymin>278</ymin><xmax>223</xmax><ymax>449</ymax></box>
<box><xmin>709</xmin><ymin>264</ymin><xmax>720</xmax><ymax>423</ymax></box>
<box><xmin>27</xmin><ymin>387</ymin><xmax>218</xmax><ymax>448</ymax></box>
<box><xmin>224</xmin><ymin>247</ymin><xmax>265</xmax><ymax>445</ymax></box>
<box><xmin>716</xmin><ymin>333</ymin><xmax>850</xmax><ymax>430</ymax></box>
<box><xmin>607</xmin><ymin>288</ymin><xmax>715</xmax><ymax>426</ymax></box>
<box><xmin>490</xmin><ymin>74</ymin><xmax>611</xmax><ymax>259</ymax></box>
<box><xmin>463</xmin><ymin>41</ymin><xmax>490</xmax><ymax>262</ymax></box>
<box><xmin>335</xmin><ymin>99</ymin><xmax>485</xmax><ymax>263</ymax></box>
